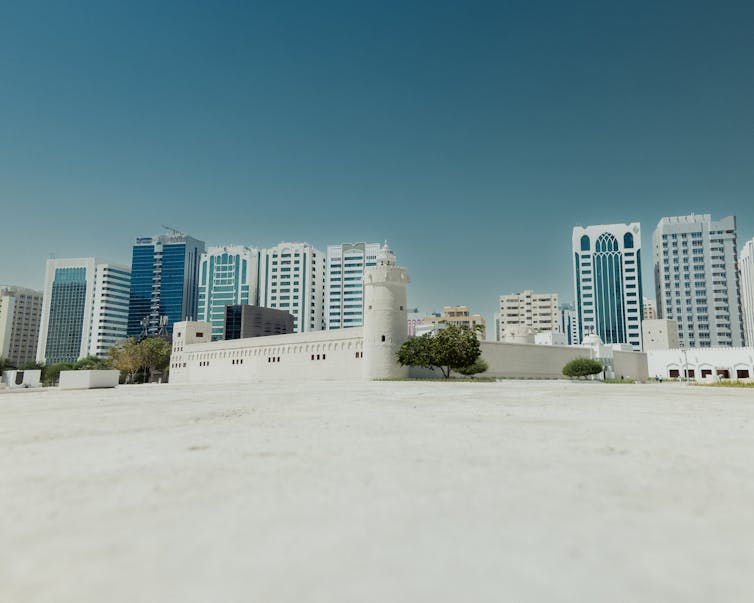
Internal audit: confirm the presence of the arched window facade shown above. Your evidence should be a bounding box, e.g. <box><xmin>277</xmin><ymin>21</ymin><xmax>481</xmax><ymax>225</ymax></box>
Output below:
<box><xmin>593</xmin><ymin>233</ymin><xmax>625</xmax><ymax>344</ymax></box>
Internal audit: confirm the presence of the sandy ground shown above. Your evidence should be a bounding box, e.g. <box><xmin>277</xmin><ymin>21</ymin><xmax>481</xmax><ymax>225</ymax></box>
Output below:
<box><xmin>1</xmin><ymin>380</ymin><xmax>753</xmax><ymax>603</ymax></box>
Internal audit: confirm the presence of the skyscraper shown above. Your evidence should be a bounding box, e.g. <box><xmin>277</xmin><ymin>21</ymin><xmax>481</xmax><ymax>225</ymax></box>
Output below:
<box><xmin>325</xmin><ymin>242</ymin><xmax>380</xmax><ymax>330</ymax></box>
<box><xmin>572</xmin><ymin>223</ymin><xmax>643</xmax><ymax>350</ymax></box>
<box><xmin>37</xmin><ymin>258</ymin><xmax>131</xmax><ymax>364</ymax></box>
<box><xmin>258</xmin><ymin>242</ymin><xmax>325</xmax><ymax>333</ymax></box>
<box><xmin>738</xmin><ymin>237</ymin><xmax>754</xmax><ymax>346</ymax></box>
<box><xmin>127</xmin><ymin>231</ymin><xmax>205</xmax><ymax>337</ymax></box>
<box><xmin>0</xmin><ymin>286</ymin><xmax>43</xmax><ymax>367</ymax></box>
<box><xmin>558</xmin><ymin>303</ymin><xmax>579</xmax><ymax>345</ymax></box>
<box><xmin>197</xmin><ymin>245</ymin><xmax>260</xmax><ymax>340</ymax></box>
<box><xmin>653</xmin><ymin>214</ymin><xmax>744</xmax><ymax>348</ymax></box>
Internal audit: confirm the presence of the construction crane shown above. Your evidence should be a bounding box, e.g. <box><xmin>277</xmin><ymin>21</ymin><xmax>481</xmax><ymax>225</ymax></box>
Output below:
<box><xmin>161</xmin><ymin>224</ymin><xmax>186</xmax><ymax>237</ymax></box>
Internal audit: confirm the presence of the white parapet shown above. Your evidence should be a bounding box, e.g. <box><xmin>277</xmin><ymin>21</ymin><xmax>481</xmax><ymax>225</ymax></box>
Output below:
<box><xmin>1</xmin><ymin>369</ymin><xmax>42</xmax><ymax>388</ymax></box>
<box><xmin>59</xmin><ymin>370</ymin><xmax>120</xmax><ymax>390</ymax></box>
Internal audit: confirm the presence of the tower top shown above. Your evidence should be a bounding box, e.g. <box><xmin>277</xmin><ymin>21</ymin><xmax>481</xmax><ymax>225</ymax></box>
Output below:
<box><xmin>377</xmin><ymin>241</ymin><xmax>396</xmax><ymax>267</ymax></box>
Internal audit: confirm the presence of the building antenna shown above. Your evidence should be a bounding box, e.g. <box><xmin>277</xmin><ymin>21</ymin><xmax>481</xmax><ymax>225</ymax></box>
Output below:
<box><xmin>161</xmin><ymin>224</ymin><xmax>186</xmax><ymax>237</ymax></box>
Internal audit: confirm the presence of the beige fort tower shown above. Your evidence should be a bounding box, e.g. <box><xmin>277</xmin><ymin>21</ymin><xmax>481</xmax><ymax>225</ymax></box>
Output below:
<box><xmin>362</xmin><ymin>243</ymin><xmax>410</xmax><ymax>380</ymax></box>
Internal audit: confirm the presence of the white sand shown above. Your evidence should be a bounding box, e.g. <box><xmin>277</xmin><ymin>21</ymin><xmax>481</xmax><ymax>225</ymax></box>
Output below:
<box><xmin>1</xmin><ymin>380</ymin><xmax>753</xmax><ymax>602</ymax></box>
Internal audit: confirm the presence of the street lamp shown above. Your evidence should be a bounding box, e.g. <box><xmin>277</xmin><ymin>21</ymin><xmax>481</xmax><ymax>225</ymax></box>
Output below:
<box><xmin>681</xmin><ymin>347</ymin><xmax>689</xmax><ymax>385</ymax></box>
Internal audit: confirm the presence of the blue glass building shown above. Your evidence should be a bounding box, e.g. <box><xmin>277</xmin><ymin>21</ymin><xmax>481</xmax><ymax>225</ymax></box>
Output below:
<box><xmin>572</xmin><ymin>224</ymin><xmax>644</xmax><ymax>350</ymax></box>
<box><xmin>197</xmin><ymin>246</ymin><xmax>260</xmax><ymax>340</ymax></box>
<box><xmin>127</xmin><ymin>233</ymin><xmax>205</xmax><ymax>337</ymax></box>
<box><xmin>37</xmin><ymin>258</ymin><xmax>131</xmax><ymax>364</ymax></box>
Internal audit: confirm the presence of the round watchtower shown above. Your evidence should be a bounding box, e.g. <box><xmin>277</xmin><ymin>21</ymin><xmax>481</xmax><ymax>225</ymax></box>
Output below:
<box><xmin>362</xmin><ymin>242</ymin><xmax>409</xmax><ymax>379</ymax></box>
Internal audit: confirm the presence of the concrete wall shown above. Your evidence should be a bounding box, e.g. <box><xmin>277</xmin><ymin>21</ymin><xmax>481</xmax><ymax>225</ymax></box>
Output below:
<box><xmin>613</xmin><ymin>351</ymin><xmax>649</xmax><ymax>381</ymax></box>
<box><xmin>59</xmin><ymin>370</ymin><xmax>120</xmax><ymax>390</ymax></box>
<box><xmin>479</xmin><ymin>342</ymin><xmax>589</xmax><ymax>379</ymax></box>
<box><xmin>1</xmin><ymin>369</ymin><xmax>41</xmax><ymax>388</ymax></box>
<box><xmin>170</xmin><ymin>323</ymin><xmax>367</xmax><ymax>384</ymax></box>
<box><xmin>407</xmin><ymin>342</ymin><xmax>649</xmax><ymax>381</ymax></box>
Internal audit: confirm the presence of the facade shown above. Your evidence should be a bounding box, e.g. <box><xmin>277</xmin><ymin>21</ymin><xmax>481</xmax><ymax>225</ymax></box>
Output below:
<box><xmin>0</xmin><ymin>286</ymin><xmax>43</xmax><ymax>366</ymax></box>
<box><xmin>258</xmin><ymin>242</ymin><xmax>325</xmax><ymax>333</ymax></box>
<box><xmin>653</xmin><ymin>214</ymin><xmax>744</xmax><ymax>348</ymax></box>
<box><xmin>37</xmin><ymin>258</ymin><xmax>131</xmax><ymax>364</ymax></box>
<box><xmin>558</xmin><ymin>303</ymin><xmax>579</xmax><ymax>345</ymax></box>
<box><xmin>127</xmin><ymin>232</ymin><xmax>205</xmax><ymax>338</ymax></box>
<box><xmin>224</xmin><ymin>305</ymin><xmax>295</xmax><ymax>340</ymax></box>
<box><xmin>198</xmin><ymin>246</ymin><xmax>260</xmax><ymax>340</ymax></box>
<box><xmin>406</xmin><ymin>309</ymin><xmax>424</xmax><ymax>337</ymax></box>
<box><xmin>643</xmin><ymin>297</ymin><xmax>657</xmax><ymax>320</ymax></box>
<box><xmin>325</xmin><ymin>242</ymin><xmax>380</xmax><ymax>330</ymax></box>
<box><xmin>641</xmin><ymin>319</ymin><xmax>680</xmax><ymax>351</ymax></box>
<box><xmin>647</xmin><ymin>347</ymin><xmax>754</xmax><ymax>382</ymax></box>
<box><xmin>421</xmin><ymin>306</ymin><xmax>485</xmax><ymax>339</ymax></box>
<box><xmin>572</xmin><ymin>223</ymin><xmax>644</xmax><ymax>350</ymax></box>
<box><xmin>495</xmin><ymin>291</ymin><xmax>559</xmax><ymax>342</ymax></box>
<box><xmin>740</xmin><ymin>238</ymin><xmax>754</xmax><ymax>346</ymax></box>
<box><xmin>534</xmin><ymin>331</ymin><xmax>568</xmax><ymax>346</ymax></box>
<box><xmin>170</xmin><ymin>244</ymin><xmax>409</xmax><ymax>383</ymax></box>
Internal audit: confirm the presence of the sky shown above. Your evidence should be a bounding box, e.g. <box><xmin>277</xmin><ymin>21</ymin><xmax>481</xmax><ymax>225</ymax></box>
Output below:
<box><xmin>1</xmin><ymin>0</ymin><xmax>753</xmax><ymax>329</ymax></box>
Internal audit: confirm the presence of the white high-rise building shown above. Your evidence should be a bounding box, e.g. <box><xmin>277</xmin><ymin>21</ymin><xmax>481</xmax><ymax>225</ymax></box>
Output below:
<box><xmin>643</xmin><ymin>297</ymin><xmax>657</xmax><ymax>320</ymax></box>
<box><xmin>0</xmin><ymin>286</ymin><xmax>43</xmax><ymax>367</ymax></box>
<box><xmin>198</xmin><ymin>246</ymin><xmax>260</xmax><ymax>340</ymax></box>
<box><xmin>37</xmin><ymin>258</ymin><xmax>131</xmax><ymax>364</ymax></box>
<box><xmin>653</xmin><ymin>214</ymin><xmax>744</xmax><ymax>348</ymax></box>
<box><xmin>325</xmin><ymin>242</ymin><xmax>380</xmax><ymax>330</ymax></box>
<box><xmin>558</xmin><ymin>303</ymin><xmax>579</xmax><ymax>345</ymax></box>
<box><xmin>572</xmin><ymin>223</ymin><xmax>644</xmax><ymax>350</ymax></box>
<box><xmin>739</xmin><ymin>238</ymin><xmax>754</xmax><ymax>346</ymax></box>
<box><xmin>494</xmin><ymin>291</ymin><xmax>559</xmax><ymax>342</ymax></box>
<box><xmin>258</xmin><ymin>243</ymin><xmax>325</xmax><ymax>333</ymax></box>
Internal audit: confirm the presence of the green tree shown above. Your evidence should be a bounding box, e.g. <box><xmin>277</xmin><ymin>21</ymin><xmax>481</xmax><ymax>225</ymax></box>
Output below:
<box><xmin>396</xmin><ymin>334</ymin><xmax>434</xmax><ymax>370</ymax></box>
<box><xmin>42</xmin><ymin>362</ymin><xmax>76</xmax><ymax>386</ymax></box>
<box><xmin>0</xmin><ymin>357</ymin><xmax>16</xmax><ymax>372</ymax></box>
<box><xmin>20</xmin><ymin>361</ymin><xmax>45</xmax><ymax>371</ymax></box>
<box><xmin>139</xmin><ymin>337</ymin><xmax>171</xmax><ymax>382</ymax></box>
<box><xmin>455</xmin><ymin>357</ymin><xmax>488</xmax><ymax>378</ymax></box>
<box><xmin>74</xmin><ymin>356</ymin><xmax>111</xmax><ymax>371</ymax></box>
<box><xmin>562</xmin><ymin>357</ymin><xmax>604</xmax><ymax>379</ymax></box>
<box><xmin>397</xmin><ymin>325</ymin><xmax>482</xmax><ymax>378</ymax></box>
<box><xmin>109</xmin><ymin>338</ymin><xmax>142</xmax><ymax>383</ymax></box>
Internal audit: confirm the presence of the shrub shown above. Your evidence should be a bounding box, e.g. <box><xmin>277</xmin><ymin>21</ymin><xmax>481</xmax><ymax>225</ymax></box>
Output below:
<box><xmin>562</xmin><ymin>357</ymin><xmax>603</xmax><ymax>379</ymax></box>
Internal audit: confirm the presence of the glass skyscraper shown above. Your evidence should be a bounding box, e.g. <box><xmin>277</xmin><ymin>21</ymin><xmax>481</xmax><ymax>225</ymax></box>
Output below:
<box><xmin>572</xmin><ymin>223</ymin><xmax>644</xmax><ymax>350</ymax></box>
<box><xmin>127</xmin><ymin>232</ymin><xmax>205</xmax><ymax>337</ymax></box>
<box><xmin>197</xmin><ymin>245</ymin><xmax>260</xmax><ymax>340</ymax></box>
<box><xmin>325</xmin><ymin>242</ymin><xmax>380</xmax><ymax>330</ymax></box>
<box><xmin>37</xmin><ymin>258</ymin><xmax>131</xmax><ymax>364</ymax></box>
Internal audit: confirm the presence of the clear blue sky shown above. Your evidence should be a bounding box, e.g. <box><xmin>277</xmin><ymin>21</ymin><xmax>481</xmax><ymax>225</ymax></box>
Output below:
<box><xmin>2</xmin><ymin>0</ymin><xmax>753</xmax><ymax>328</ymax></box>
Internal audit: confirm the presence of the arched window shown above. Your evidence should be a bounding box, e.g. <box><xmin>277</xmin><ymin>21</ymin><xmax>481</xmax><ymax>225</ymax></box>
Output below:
<box><xmin>596</xmin><ymin>233</ymin><xmax>618</xmax><ymax>253</ymax></box>
<box><xmin>623</xmin><ymin>232</ymin><xmax>634</xmax><ymax>249</ymax></box>
<box><xmin>580</xmin><ymin>235</ymin><xmax>590</xmax><ymax>251</ymax></box>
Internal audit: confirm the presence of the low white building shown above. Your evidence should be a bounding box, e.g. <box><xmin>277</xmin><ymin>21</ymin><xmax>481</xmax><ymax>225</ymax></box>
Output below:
<box><xmin>534</xmin><ymin>331</ymin><xmax>568</xmax><ymax>346</ymax></box>
<box><xmin>647</xmin><ymin>347</ymin><xmax>754</xmax><ymax>382</ymax></box>
<box><xmin>170</xmin><ymin>244</ymin><xmax>410</xmax><ymax>384</ymax></box>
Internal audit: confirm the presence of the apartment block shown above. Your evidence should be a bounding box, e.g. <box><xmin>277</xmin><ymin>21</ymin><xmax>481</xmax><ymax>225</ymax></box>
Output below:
<box><xmin>495</xmin><ymin>291</ymin><xmax>559</xmax><ymax>342</ymax></box>
<box><xmin>0</xmin><ymin>286</ymin><xmax>43</xmax><ymax>366</ymax></box>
